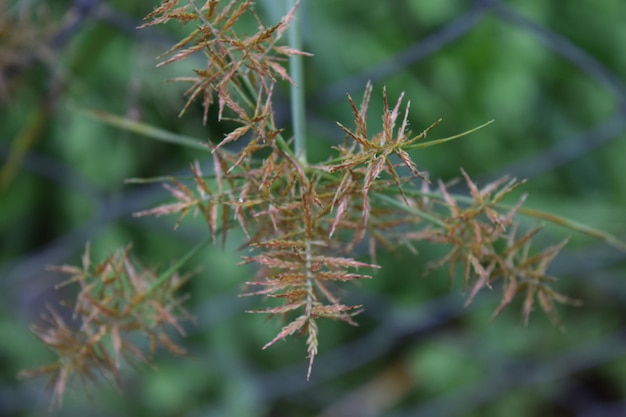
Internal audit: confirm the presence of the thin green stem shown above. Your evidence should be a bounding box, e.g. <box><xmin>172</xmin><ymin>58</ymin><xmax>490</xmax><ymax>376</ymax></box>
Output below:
<box><xmin>287</xmin><ymin>0</ymin><xmax>307</xmax><ymax>165</ymax></box>
<box><xmin>129</xmin><ymin>236</ymin><xmax>212</xmax><ymax>308</ymax></box>
<box><xmin>403</xmin><ymin>120</ymin><xmax>494</xmax><ymax>151</ymax></box>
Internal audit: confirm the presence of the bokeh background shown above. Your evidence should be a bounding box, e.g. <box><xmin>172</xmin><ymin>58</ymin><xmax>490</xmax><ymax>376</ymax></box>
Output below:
<box><xmin>2</xmin><ymin>0</ymin><xmax>626</xmax><ymax>416</ymax></box>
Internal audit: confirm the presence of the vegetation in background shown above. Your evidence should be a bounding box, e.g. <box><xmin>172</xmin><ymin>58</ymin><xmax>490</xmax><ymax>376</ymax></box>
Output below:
<box><xmin>2</xmin><ymin>0</ymin><xmax>625</xmax><ymax>415</ymax></box>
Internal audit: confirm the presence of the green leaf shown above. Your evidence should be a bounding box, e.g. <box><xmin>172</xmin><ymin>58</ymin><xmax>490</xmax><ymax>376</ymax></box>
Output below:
<box><xmin>405</xmin><ymin>119</ymin><xmax>495</xmax><ymax>151</ymax></box>
<box><xmin>518</xmin><ymin>206</ymin><xmax>626</xmax><ymax>252</ymax></box>
<box><xmin>75</xmin><ymin>107</ymin><xmax>211</xmax><ymax>152</ymax></box>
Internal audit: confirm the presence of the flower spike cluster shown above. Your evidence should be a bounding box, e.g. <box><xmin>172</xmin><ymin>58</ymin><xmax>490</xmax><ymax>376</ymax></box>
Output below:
<box><xmin>22</xmin><ymin>1</ymin><xmax>585</xmax><ymax>406</ymax></box>
<box><xmin>131</xmin><ymin>0</ymin><xmax>575</xmax><ymax>378</ymax></box>
<box><xmin>420</xmin><ymin>170</ymin><xmax>580</xmax><ymax>322</ymax></box>
<box><xmin>20</xmin><ymin>243</ymin><xmax>192</xmax><ymax>408</ymax></box>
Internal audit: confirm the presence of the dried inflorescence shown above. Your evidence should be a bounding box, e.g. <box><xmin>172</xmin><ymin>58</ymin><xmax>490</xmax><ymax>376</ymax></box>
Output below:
<box><xmin>421</xmin><ymin>170</ymin><xmax>580</xmax><ymax>323</ymax></box>
<box><xmin>132</xmin><ymin>0</ymin><xmax>575</xmax><ymax>378</ymax></box>
<box><xmin>20</xmin><ymin>243</ymin><xmax>191</xmax><ymax>408</ymax></box>
<box><xmin>23</xmin><ymin>0</ymin><xmax>583</xmax><ymax>405</ymax></box>
<box><xmin>138</xmin><ymin>85</ymin><xmax>574</xmax><ymax>379</ymax></box>
<box><xmin>140</xmin><ymin>0</ymin><xmax>309</xmax><ymax>128</ymax></box>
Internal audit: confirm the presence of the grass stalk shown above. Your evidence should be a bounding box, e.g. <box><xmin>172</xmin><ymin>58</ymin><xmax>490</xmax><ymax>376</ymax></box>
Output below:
<box><xmin>287</xmin><ymin>0</ymin><xmax>307</xmax><ymax>165</ymax></box>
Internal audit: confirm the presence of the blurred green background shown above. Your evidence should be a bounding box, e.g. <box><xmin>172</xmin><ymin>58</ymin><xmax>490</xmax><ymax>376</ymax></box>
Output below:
<box><xmin>1</xmin><ymin>0</ymin><xmax>625</xmax><ymax>416</ymax></box>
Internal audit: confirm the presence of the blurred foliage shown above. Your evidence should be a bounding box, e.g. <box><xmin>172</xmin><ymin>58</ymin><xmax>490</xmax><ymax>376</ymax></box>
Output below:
<box><xmin>1</xmin><ymin>0</ymin><xmax>625</xmax><ymax>416</ymax></box>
